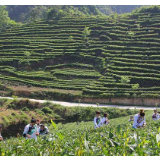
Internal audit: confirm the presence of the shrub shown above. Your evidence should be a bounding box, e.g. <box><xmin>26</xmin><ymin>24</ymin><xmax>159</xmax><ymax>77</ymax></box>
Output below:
<box><xmin>137</xmin><ymin>5</ymin><xmax>160</xmax><ymax>13</ymax></box>
<box><xmin>41</xmin><ymin>107</ymin><xmax>53</xmax><ymax>114</ymax></box>
<box><xmin>22</xmin><ymin>107</ymin><xmax>30</xmax><ymax>111</ymax></box>
<box><xmin>35</xmin><ymin>109</ymin><xmax>45</xmax><ymax>116</ymax></box>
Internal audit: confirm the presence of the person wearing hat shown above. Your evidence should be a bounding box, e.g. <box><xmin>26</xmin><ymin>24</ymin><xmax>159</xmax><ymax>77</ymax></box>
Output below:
<box><xmin>94</xmin><ymin>111</ymin><xmax>102</xmax><ymax>129</ymax></box>
<box><xmin>23</xmin><ymin>118</ymin><xmax>39</xmax><ymax>139</ymax></box>
<box><xmin>0</xmin><ymin>125</ymin><xmax>3</xmax><ymax>141</ymax></box>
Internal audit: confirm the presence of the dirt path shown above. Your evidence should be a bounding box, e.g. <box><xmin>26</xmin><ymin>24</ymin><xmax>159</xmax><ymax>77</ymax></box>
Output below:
<box><xmin>0</xmin><ymin>96</ymin><xmax>158</xmax><ymax>110</ymax></box>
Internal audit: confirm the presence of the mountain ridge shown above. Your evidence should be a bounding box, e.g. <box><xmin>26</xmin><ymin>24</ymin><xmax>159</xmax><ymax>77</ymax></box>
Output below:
<box><xmin>6</xmin><ymin>5</ymin><xmax>142</xmax><ymax>23</ymax></box>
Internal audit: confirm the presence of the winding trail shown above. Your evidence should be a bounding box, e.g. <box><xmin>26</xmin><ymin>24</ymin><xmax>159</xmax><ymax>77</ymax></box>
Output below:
<box><xmin>0</xmin><ymin>96</ymin><xmax>158</xmax><ymax>110</ymax></box>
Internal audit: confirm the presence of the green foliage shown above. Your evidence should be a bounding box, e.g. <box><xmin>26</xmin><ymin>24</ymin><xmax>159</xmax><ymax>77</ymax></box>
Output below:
<box><xmin>6</xmin><ymin>5</ymin><xmax>142</xmax><ymax>24</ymax></box>
<box><xmin>0</xmin><ymin>5</ymin><xmax>160</xmax><ymax>101</ymax></box>
<box><xmin>47</xmin><ymin>8</ymin><xmax>66</xmax><ymax>20</ymax></box>
<box><xmin>135</xmin><ymin>5</ymin><xmax>160</xmax><ymax>13</ymax></box>
<box><xmin>120</xmin><ymin>76</ymin><xmax>130</xmax><ymax>84</ymax></box>
<box><xmin>1</xmin><ymin>110</ymin><xmax>160</xmax><ymax>155</ymax></box>
<box><xmin>0</xmin><ymin>6</ymin><xmax>18</xmax><ymax>31</ymax></box>
<box><xmin>82</xmin><ymin>26</ymin><xmax>91</xmax><ymax>41</ymax></box>
<box><xmin>41</xmin><ymin>107</ymin><xmax>53</xmax><ymax>114</ymax></box>
<box><xmin>27</xmin><ymin>6</ymin><xmax>48</xmax><ymax>23</ymax></box>
<box><xmin>21</xmin><ymin>107</ymin><xmax>30</xmax><ymax>111</ymax></box>
<box><xmin>18</xmin><ymin>51</ymin><xmax>32</xmax><ymax>66</ymax></box>
<box><xmin>132</xmin><ymin>83</ymin><xmax>139</xmax><ymax>90</ymax></box>
<box><xmin>51</xmin><ymin>119</ymin><xmax>57</xmax><ymax>129</ymax></box>
<box><xmin>68</xmin><ymin>36</ymin><xmax>73</xmax><ymax>42</ymax></box>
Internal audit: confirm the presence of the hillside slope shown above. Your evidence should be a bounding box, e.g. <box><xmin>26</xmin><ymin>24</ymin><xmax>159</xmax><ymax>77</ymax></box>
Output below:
<box><xmin>0</xmin><ymin>6</ymin><xmax>160</xmax><ymax>102</ymax></box>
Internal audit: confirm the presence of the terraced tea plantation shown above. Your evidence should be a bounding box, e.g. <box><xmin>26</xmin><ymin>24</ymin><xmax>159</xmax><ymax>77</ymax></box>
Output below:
<box><xmin>0</xmin><ymin>6</ymin><xmax>160</xmax><ymax>101</ymax></box>
<box><xmin>1</xmin><ymin>110</ymin><xmax>160</xmax><ymax>156</ymax></box>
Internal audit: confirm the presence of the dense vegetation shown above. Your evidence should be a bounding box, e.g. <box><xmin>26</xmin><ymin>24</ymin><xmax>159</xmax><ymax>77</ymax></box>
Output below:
<box><xmin>0</xmin><ymin>110</ymin><xmax>160</xmax><ymax>156</ymax></box>
<box><xmin>6</xmin><ymin>5</ymin><xmax>141</xmax><ymax>23</ymax></box>
<box><xmin>0</xmin><ymin>5</ymin><xmax>160</xmax><ymax>156</ymax></box>
<box><xmin>0</xmin><ymin>5</ymin><xmax>160</xmax><ymax>102</ymax></box>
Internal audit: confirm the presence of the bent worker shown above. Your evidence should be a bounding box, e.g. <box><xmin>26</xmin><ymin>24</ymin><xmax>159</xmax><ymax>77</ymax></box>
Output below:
<box><xmin>133</xmin><ymin>109</ymin><xmax>146</xmax><ymax>128</ymax></box>
<box><xmin>152</xmin><ymin>109</ymin><xmax>159</xmax><ymax>120</ymax></box>
<box><xmin>39</xmin><ymin>124</ymin><xmax>49</xmax><ymax>135</ymax></box>
<box><xmin>23</xmin><ymin>118</ymin><xmax>39</xmax><ymax>139</ymax></box>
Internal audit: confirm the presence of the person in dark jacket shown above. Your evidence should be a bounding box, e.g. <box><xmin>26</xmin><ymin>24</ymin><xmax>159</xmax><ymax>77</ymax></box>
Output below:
<box><xmin>39</xmin><ymin>124</ymin><xmax>49</xmax><ymax>135</ymax></box>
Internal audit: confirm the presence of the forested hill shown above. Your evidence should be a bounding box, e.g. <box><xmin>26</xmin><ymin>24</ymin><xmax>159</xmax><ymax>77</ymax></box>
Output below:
<box><xmin>97</xmin><ymin>5</ymin><xmax>141</xmax><ymax>14</ymax></box>
<box><xmin>6</xmin><ymin>5</ymin><xmax>141</xmax><ymax>23</ymax></box>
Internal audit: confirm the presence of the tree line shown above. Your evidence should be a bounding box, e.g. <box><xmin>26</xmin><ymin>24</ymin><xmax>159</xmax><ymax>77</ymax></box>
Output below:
<box><xmin>6</xmin><ymin>5</ymin><xmax>142</xmax><ymax>24</ymax></box>
<box><xmin>1</xmin><ymin>5</ymin><xmax>157</xmax><ymax>32</ymax></box>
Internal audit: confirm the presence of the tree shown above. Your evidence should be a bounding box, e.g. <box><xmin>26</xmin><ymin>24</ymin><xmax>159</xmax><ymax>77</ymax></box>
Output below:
<box><xmin>82</xmin><ymin>26</ymin><xmax>91</xmax><ymax>41</ymax></box>
<box><xmin>111</xmin><ymin>12</ymin><xmax>119</xmax><ymax>23</ymax></box>
<box><xmin>24</xmin><ymin>51</ymin><xmax>31</xmax><ymax>59</ymax></box>
<box><xmin>132</xmin><ymin>83</ymin><xmax>139</xmax><ymax>90</ymax></box>
<box><xmin>55</xmin><ymin>10</ymin><xmax>66</xmax><ymax>20</ymax></box>
<box><xmin>132</xmin><ymin>83</ymin><xmax>139</xmax><ymax>98</ymax></box>
<box><xmin>0</xmin><ymin>6</ymin><xmax>17</xmax><ymax>31</ymax></box>
<box><xmin>120</xmin><ymin>76</ymin><xmax>130</xmax><ymax>84</ymax></box>
<box><xmin>18</xmin><ymin>51</ymin><xmax>31</xmax><ymax>66</ymax></box>
<box><xmin>127</xmin><ymin>31</ymin><xmax>135</xmax><ymax>39</ymax></box>
<box><xmin>27</xmin><ymin>6</ymin><xmax>47</xmax><ymax>22</ymax></box>
<box><xmin>47</xmin><ymin>7</ymin><xmax>57</xmax><ymax>19</ymax></box>
<box><xmin>47</xmin><ymin>7</ymin><xmax>66</xmax><ymax>20</ymax></box>
<box><xmin>68</xmin><ymin>36</ymin><xmax>73</xmax><ymax>42</ymax></box>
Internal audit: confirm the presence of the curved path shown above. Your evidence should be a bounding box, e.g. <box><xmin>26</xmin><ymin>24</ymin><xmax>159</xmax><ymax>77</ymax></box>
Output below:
<box><xmin>0</xmin><ymin>96</ymin><xmax>158</xmax><ymax>110</ymax></box>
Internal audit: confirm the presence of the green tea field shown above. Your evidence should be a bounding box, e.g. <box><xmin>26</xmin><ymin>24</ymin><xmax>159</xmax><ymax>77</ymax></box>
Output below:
<box><xmin>0</xmin><ymin>110</ymin><xmax>160</xmax><ymax>156</ymax></box>
<box><xmin>1</xmin><ymin>5</ymin><xmax>160</xmax><ymax>156</ymax></box>
<box><xmin>0</xmin><ymin>6</ymin><xmax>160</xmax><ymax>104</ymax></box>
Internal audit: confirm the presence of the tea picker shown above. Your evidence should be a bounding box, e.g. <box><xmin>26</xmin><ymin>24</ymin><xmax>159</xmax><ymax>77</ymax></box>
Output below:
<box><xmin>23</xmin><ymin>118</ymin><xmax>39</xmax><ymax>140</ymax></box>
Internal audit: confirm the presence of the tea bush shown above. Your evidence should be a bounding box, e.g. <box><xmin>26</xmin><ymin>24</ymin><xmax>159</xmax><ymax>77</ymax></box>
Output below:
<box><xmin>1</xmin><ymin>7</ymin><xmax>160</xmax><ymax>102</ymax></box>
<box><xmin>1</xmin><ymin>110</ymin><xmax>160</xmax><ymax>156</ymax></box>
<box><xmin>41</xmin><ymin>107</ymin><xmax>53</xmax><ymax>114</ymax></box>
